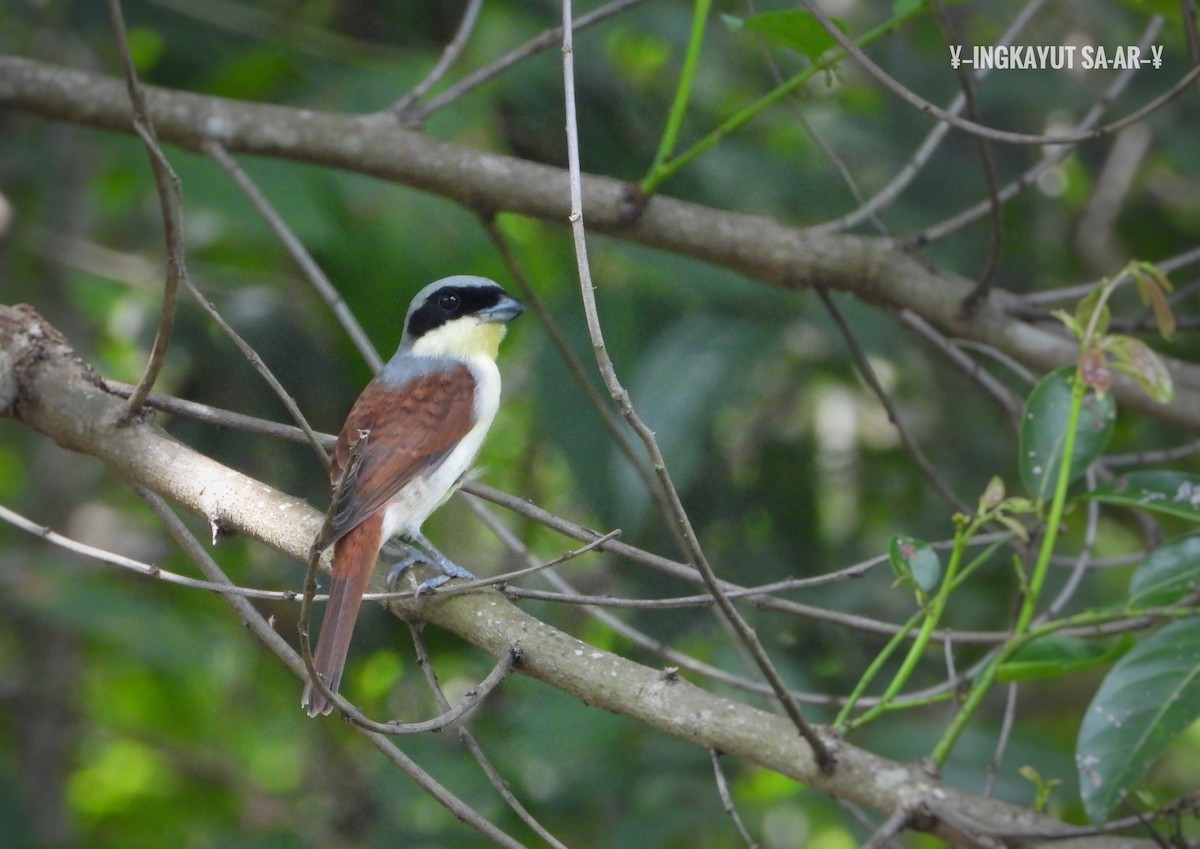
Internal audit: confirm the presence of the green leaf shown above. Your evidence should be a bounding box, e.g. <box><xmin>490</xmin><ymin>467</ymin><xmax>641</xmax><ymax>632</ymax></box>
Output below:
<box><xmin>888</xmin><ymin>535</ymin><xmax>941</xmax><ymax>593</ymax></box>
<box><xmin>1129</xmin><ymin>533</ymin><xmax>1200</xmax><ymax>606</ymax></box>
<box><xmin>1019</xmin><ymin>367</ymin><xmax>1117</xmax><ymax>502</ymax></box>
<box><xmin>1075</xmin><ymin>287</ymin><xmax>1111</xmax><ymax>340</ymax></box>
<box><xmin>1135</xmin><ymin>277</ymin><xmax>1176</xmax><ymax>340</ymax></box>
<box><xmin>998</xmin><ymin>634</ymin><xmax>1133</xmax><ymax>683</ymax></box>
<box><xmin>1107</xmin><ymin>336</ymin><xmax>1173</xmax><ymax>403</ymax></box>
<box><xmin>1085</xmin><ymin>471</ymin><xmax>1200</xmax><ymax>523</ymax></box>
<box><xmin>743</xmin><ymin>10</ymin><xmax>846</xmax><ymax>62</ymax></box>
<box><xmin>1019</xmin><ymin>765</ymin><xmax>1062</xmax><ymax>811</ymax></box>
<box><xmin>1077</xmin><ymin>618</ymin><xmax>1200</xmax><ymax>823</ymax></box>
<box><xmin>978</xmin><ymin>475</ymin><xmax>1005</xmax><ymax>513</ymax></box>
<box><xmin>1052</xmin><ymin>308</ymin><xmax>1085</xmax><ymax>340</ymax></box>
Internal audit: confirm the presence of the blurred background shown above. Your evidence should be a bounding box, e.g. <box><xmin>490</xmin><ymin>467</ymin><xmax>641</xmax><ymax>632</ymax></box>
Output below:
<box><xmin>1</xmin><ymin>0</ymin><xmax>1199</xmax><ymax>846</ymax></box>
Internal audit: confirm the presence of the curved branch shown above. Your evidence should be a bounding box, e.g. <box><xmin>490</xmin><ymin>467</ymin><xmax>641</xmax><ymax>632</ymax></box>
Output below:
<box><xmin>2</xmin><ymin>57</ymin><xmax>1199</xmax><ymax>432</ymax></box>
<box><xmin>0</xmin><ymin>303</ymin><xmax>1155</xmax><ymax>849</ymax></box>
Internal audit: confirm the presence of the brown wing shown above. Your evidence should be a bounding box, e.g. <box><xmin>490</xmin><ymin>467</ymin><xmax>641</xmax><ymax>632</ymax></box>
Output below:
<box><xmin>327</xmin><ymin>363</ymin><xmax>476</xmax><ymax>543</ymax></box>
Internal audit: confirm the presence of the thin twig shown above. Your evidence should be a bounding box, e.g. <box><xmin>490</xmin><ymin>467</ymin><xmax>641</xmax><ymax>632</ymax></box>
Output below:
<box><xmin>897</xmin><ymin>313</ymin><xmax>1024</xmax><ymax>422</ymax></box>
<box><xmin>801</xmin><ymin>2</ymin><xmax>1195</xmax><ymax>147</ymax></box>
<box><xmin>180</xmin><ymin>274</ymin><xmax>331</xmax><ymax>468</ymax></box>
<box><xmin>927</xmin><ymin>0</ymin><xmax>1003</xmax><ymax>311</ymax></box>
<box><xmin>391</xmin><ymin>0</ymin><xmax>484</xmax><ymax>117</ymax></box>
<box><xmin>818</xmin><ymin>288</ymin><xmax>970</xmax><ymax>514</ymax></box>
<box><xmin>407</xmin><ymin>625</ymin><xmax>572</xmax><ymax>849</ymax></box>
<box><xmin>982</xmin><ymin>683</ymin><xmax>1018</xmax><ymax>798</ymax></box>
<box><xmin>105</xmin><ymin>378</ymin><xmax>336</xmax><ymax>445</ymax></box>
<box><xmin>108</xmin><ymin>0</ymin><xmax>183</xmax><ymax>421</ymax></box>
<box><xmin>859</xmin><ymin>806</ymin><xmax>912</xmax><ymax>849</ymax></box>
<box><xmin>0</xmin><ymin>500</ymin><xmax>304</xmax><ymax>600</ymax></box>
<box><xmin>1021</xmin><ymin>241</ymin><xmax>1200</xmax><ymax>306</ymax></box>
<box><xmin>940</xmin><ymin>337</ymin><xmax>1037</xmax><ymax>386</ymax></box>
<box><xmin>429</xmin><ymin>529</ymin><xmax>623</xmax><ymax>598</ymax></box>
<box><xmin>203</xmin><ymin>140</ymin><xmax>382</xmax><ymax>372</ymax></box>
<box><xmin>480</xmin><ymin>217</ymin><xmax>659</xmax><ymax>498</ymax></box>
<box><xmin>744</xmin><ymin>0</ymin><xmax>885</xmax><ymax>235</ymax></box>
<box><xmin>914</xmin><ymin>16</ymin><xmax>1165</xmax><ymax>245</ymax></box>
<box><xmin>986</xmin><ymin>793</ymin><xmax>1200</xmax><ymax>839</ymax></box>
<box><xmin>814</xmin><ymin>0</ymin><xmax>1048</xmax><ymax>234</ymax></box>
<box><xmin>1104</xmin><ymin>439</ymin><xmax>1200</xmax><ymax>468</ymax></box>
<box><xmin>408</xmin><ymin>0</ymin><xmax>650</xmax><ymax>122</ymax></box>
<box><xmin>710</xmin><ymin>749</ymin><xmax>759</xmax><ymax>849</ymax></box>
<box><xmin>134</xmin><ymin>485</ymin><xmax>530</xmax><ymax>849</ymax></box>
<box><xmin>561</xmin><ymin>0</ymin><xmax>832</xmax><ymax>768</ymax></box>
<box><xmin>466</xmin><ymin>496</ymin><xmax>843</xmax><ymax>706</ymax></box>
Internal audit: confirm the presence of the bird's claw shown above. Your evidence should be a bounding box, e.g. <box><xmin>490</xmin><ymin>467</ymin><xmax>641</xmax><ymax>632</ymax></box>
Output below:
<box><xmin>385</xmin><ymin>544</ymin><xmax>425</xmax><ymax>590</ymax></box>
<box><xmin>386</xmin><ymin>539</ymin><xmax>475</xmax><ymax>595</ymax></box>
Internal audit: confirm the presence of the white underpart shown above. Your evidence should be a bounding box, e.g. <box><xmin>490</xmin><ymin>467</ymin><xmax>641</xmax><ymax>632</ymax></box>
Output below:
<box><xmin>379</xmin><ymin>316</ymin><xmax>505</xmax><ymax>542</ymax></box>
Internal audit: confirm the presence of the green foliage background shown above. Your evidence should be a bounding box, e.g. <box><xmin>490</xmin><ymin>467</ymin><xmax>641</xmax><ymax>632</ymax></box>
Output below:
<box><xmin>1</xmin><ymin>1</ymin><xmax>1199</xmax><ymax>847</ymax></box>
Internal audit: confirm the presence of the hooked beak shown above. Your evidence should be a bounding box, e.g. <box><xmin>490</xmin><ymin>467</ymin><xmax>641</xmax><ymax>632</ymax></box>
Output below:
<box><xmin>479</xmin><ymin>293</ymin><xmax>525</xmax><ymax>324</ymax></box>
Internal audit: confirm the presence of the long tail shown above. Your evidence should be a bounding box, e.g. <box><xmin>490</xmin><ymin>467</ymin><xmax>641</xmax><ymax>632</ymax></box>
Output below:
<box><xmin>302</xmin><ymin>513</ymin><xmax>383</xmax><ymax>716</ymax></box>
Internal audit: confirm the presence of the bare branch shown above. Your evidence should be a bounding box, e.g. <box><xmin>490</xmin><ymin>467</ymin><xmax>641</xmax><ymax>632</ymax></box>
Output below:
<box><xmin>799</xmin><ymin>2</ymin><xmax>1196</xmax><ymax>147</ymax></box>
<box><xmin>914</xmin><ymin>16</ymin><xmax>1166</xmax><ymax>246</ymax></box>
<box><xmin>814</xmin><ymin>0</ymin><xmax>1048</xmax><ymax>234</ymax></box>
<box><xmin>561</xmin><ymin>0</ymin><xmax>830</xmax><ymax>768</ymax></box>
<box><xmin>407</xmin><ymin>0</ymin><xmax>650</xmax><ymax>122</ymax></box>
<box><xmin>390</xmin><ymin>0</ymin><xmax>484</xmax><ymax>117</ymax></box>
<box><xmin>179</xmin><ymin>272</ymin><xmax>330</xmax><ymax>469</ymax></box>
<box><xmin>107</xmin><ymin>0</ymin><xmax>183</xmax><ymax>420</ymax></box>
<box><xmin>136</xmin><ymin>485</ymin><xmax>530</xmax><ymax>849</ymax></box>
<box><xmin>818</xmin><ymin>287</ymin><xmax>970</xmax><ymax>513</ymax></box>
<box><xmin>4</xmin><ymin>57</ymin><xmax>1200</xmax><ymax>430</ymax></box>
<box><xmin>710</xmin><ymin>749</ymin><xmax>758</xmax><ymax>849</ymax></box>
<box><xmin>2</xmin><ymin>301</ymin><xmax>1152</xmax><ymax>849</ymax></box>
<box><xmin>408</xmin><ymin>625</ymin><xmax>573</xmax><ymax>849</ymax></box>
<box><xmin>202</xmin><ymin>141</ymin><xmax>383</xmax><ymax>372</ymax></box>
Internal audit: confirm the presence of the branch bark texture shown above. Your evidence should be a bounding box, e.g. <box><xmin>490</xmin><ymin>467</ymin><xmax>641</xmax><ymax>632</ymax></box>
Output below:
<box><xmin>0</xmin><ymin>302</ymin><xmax>1155</xmax><ymax>849</ymax></box>
<box><xmin>2</xmin><ymin>57</ymin><xmax>1199</xmax><ymax>432</ymax></box>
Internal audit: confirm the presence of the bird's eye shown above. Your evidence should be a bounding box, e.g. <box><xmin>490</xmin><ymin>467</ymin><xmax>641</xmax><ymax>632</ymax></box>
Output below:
<box><xmin>437</xmin><ymin>291</ymin><xmax>461</xmax><ymax>313</ymax></box>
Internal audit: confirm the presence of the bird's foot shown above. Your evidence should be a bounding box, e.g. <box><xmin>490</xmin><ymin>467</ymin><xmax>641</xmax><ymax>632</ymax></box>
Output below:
<box><xmin>387</xmin><ymin>535</ymin><xmax>475</xmax><ymax>595</ymax></box>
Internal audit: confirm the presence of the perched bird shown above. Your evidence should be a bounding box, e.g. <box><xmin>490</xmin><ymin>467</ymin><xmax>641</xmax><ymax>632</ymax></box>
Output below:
<box><xmin>302</xmin><ymin>276</ymin><xmax>524</xmax><ymax>717</ymax></box>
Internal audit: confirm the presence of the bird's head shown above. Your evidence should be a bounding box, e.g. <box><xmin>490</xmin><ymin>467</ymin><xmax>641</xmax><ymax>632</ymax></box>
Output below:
<box><xmin>401</xmin><ymin>276</ymin><xmax>525</xmax><ymax>361</ymax></box>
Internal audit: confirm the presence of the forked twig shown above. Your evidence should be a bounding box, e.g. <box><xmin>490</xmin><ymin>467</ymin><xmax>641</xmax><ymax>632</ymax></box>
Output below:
<box><xmin>560</xmin><ymin>0</ymin><xmax>832</xmax><ymax>770</ymax></box>
<box><xmin>801</xmin><ymin>1</ymin><xmax>1197</xmax><ymax>147</ymax></box>
<box><xmin>134</xmin><ymin>484</ymin><xmax>529</xmax><ymax>848</ymax></box>
<box><xmin>408</xmin><ymin>624</ymin><xmax>570</xmax><ymax>849</ymax></box>
<box><xmin>203</xmin><ymin>140</ymin><xmax>382</xmax><ymax>372</ymax></box>
<box><xmin>710</xmin><ymin>749</ymin><xmax>758</xmax><ymax>849</ymax></box>
<box><xmin>391</xmin><ymin>0</ymin><xmax>483</xmax><ymax>117</ymax></box>
<box><xmin>298</xmin><ymin>432</ymin><xmax>514</xmax><ymax>734</ymax></box>
<box><xmin>107</xmin><ymin>0</ymin><xmax>183</xmax><ymax>421</ymax></box>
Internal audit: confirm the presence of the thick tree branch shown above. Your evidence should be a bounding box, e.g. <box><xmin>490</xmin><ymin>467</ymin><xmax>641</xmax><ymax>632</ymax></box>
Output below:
<box><xmin>2</xmin><ymin>56</ymin><xmax>1199</xmax><ymax>432</ymax></box>
<box><xmin>0</xmin><ymin>305</ymin><xmax>1156</xmax><ymax>849</ymax></box>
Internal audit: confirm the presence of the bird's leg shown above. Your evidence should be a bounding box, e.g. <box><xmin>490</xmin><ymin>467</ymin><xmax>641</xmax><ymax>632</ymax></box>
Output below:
<box><xmin>386</xmin><ymin>530</ymin><xmax>475</xmax><ymax>594</ymax></box>
<box><xmin>385</xmin><ymin>542</ymin><xmax>426</xmax><ymax>587</ymax></box>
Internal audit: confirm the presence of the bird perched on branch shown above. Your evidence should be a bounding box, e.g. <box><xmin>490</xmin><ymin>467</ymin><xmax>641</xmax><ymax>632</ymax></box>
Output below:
<box><xmin>302</xmin><ymin>275</ymin><xmax>524</xmax><ymax>717</ymax></box>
